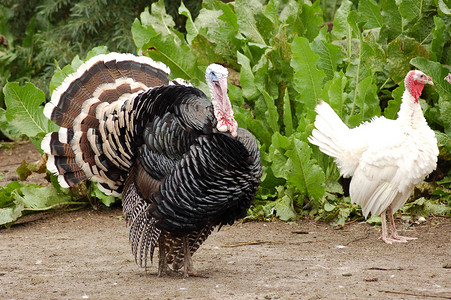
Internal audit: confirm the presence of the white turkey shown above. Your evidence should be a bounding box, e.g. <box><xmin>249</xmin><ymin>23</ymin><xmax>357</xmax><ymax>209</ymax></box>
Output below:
<box><xmin>308</xmin><ymin>70</ymin><xmax>438</xmax><ymax>244</ymax></box>
<box><xmin>41</xmin><ymin>53</ymin><xmax>262</xmax><ymax>276</ymax></box>
<box><xmin>445</xmin><ymin>73</ymin><xmax>451</xmax><ymax>83</ymax></box>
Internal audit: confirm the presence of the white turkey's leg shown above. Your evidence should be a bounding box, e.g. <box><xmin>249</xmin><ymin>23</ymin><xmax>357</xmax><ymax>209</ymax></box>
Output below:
<box><xmin>378</xmin><ymin>210</ymin><xmax>395</xmax><ymax>244</ymax></box>
<box><xmin>388</xmin><ymin>205</ymin><xmax>417</xmax><ymax>242</ymax></box>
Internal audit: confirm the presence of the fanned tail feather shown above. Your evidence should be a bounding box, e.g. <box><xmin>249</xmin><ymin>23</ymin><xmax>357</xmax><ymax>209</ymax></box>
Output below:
<box><xmin>42</xmin><ymin>53</ymin><xmax>172</xmax><ymax>195</ymax></box>
<box><xmin>308</xmin><ymin>100</ymin><xmax>349</xmax><ymax>158</ymax></box>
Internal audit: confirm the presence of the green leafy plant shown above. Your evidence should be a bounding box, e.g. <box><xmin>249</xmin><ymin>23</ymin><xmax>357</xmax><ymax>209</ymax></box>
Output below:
<box><xmin>0</xmin><ymin>47</ymin><xmax>116</xmax><ymax>226</ymax></box>
<box><xmin>131</xmin><ymin>0</ymin><xmax>451</xmax><ymax>224</ymax></box>
<box><xmin>1</xmin><ymin>0</ymin><xmax>450</xmax><ymax>226</ymax></box>
<box><xmin>0</xmin><ymin>182</ymin><xmax>81</xmax><ymax>227</ymax></box>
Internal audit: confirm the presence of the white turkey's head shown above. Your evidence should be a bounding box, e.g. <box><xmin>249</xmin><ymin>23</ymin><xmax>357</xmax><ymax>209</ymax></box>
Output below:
<box><xmin>404</xmin><ymin>70</ymin><xmax>433</xmax><ymax>103</ymax></box>
<box><xmin>206</xmin><ymin>63</ymin><xmax>238</xmax><ymax>137</ymax></box>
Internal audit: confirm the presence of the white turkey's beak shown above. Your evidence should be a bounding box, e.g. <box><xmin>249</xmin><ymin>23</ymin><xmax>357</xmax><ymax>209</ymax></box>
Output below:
<box><xmin>423</xmin><ymin>74</ymin><xmax>433</xmax><ymax>86</ymax></box>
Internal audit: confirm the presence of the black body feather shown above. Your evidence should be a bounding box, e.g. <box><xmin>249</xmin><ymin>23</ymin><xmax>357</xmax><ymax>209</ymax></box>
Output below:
<box><xmin>42</xmin><ymin>53</ymin><xmax>262</xmax><ymax>276</ymax></box>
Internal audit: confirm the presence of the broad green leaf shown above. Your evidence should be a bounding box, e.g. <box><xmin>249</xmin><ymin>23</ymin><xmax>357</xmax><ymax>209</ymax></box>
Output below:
<box><xmin>438</xmin><ymin>0</ymin><xmax>451</xmax><ymax>15</ymax></box>
<box><xmin>285</xmin><ymin>138</ymin><xmax>325</xmax><ymax>200</ymax></box>
<box><xmin>291</xmin><ymin>36</ymin><xmax>326</xmax><ymax>113</ymax></box>
<box><xmin>387</xmin><ymin>37</ymin><xmax>429</xmax><ymax>83</ymax></box>
<box><xmin>191</xmin><ymin>35</ymin><xmax>225</xmax><ymax>67</ymax></box>
<box><xmin>268</xmin><ymin>132</ymin><xmax>291</xmax><ymax>180</ymax></box>
<box><xmin>228</xmin><ymin>84</ymin><xmax>245</xmax><ymax>107</ymax></box>
<box><xmin>264</xmin><ymin>0</ymin><xmax>280</xmax><ymax>25</ymax></box>
<box><xmin>439</xmin><ymin>99</ymin><xmax>451</xmax><ymax>134</ymax></box>
<box><xmin>179</xmin><ymin>2</ymin><xmax>198</xmax><ymax>44</ymax></box>
<box><xmin>299</xmin><ymin>1</ymin><xmax>323</xmax><ymax>42</ymax></box>
<box><xmin>247</xmin><ymin>117</ymin><xmax>272</xmax><ymax>146</ymax></box>
<box><xmin>361</xmin><ymin>33</ymin><xmax>386</xmax><ymax>75</ymax></box>
<box><xmin>410</xmin><ymin>57</ymin><xmax>451</xmax><ymax>100</ymax></box>
<box><xmin>384</xmin><ymin>83</ymin><xmax>404</xmax><ymax>120</ymax></box>
<box><xmin>347</xmin><ymin>11</ymin><xmax>362</xmax><ymax>38</ymax></box>
<box><xmin>348</xmin><ymin>75</ymin><xmax>381</xmax><ymax>126</ymax></box>
<box><xmin>142</xmin><ymin>33</ymin><xmax>200</xmax><ymax>80</ymax></box>
<box><xmin>429</xmin><ymin>16</ymin><xmax>447</xmax><ymax>62</ymax></box>
<box><xmin>0</xmin><ymin>202</ymin><xmax>24</xmax><ymax>226</ymax></box>
<box><xmin>0</xmin><ymin>182</ymin><xmax>24</xmax><ymax>207</ymax></box>
<box><xmin>70</xmin><ymin>55</ymin><xmax>83</xmax><ymax>70</ymax></box>
<box><xmin>195</xmin><ymin>2</ymin><xmax>240</xmax><ymax>64</ymax></box>
<box><xmin>380</xmin><ymin>0</ymin><xmax>403</xmax><ymax>40</ymax></box>
<box><xmin>312</xmin><ymin>27</ymin><xmax>343</xmax><ymax>81</ymax></box>
<box><xmin>131</xmin><ymin>15</ymin><xmax>157</xmax><ymax>49</ymax></box>
<box><xmin>29</xmin><ymin>133</ymin><xmax>46</xmax><ymax>154</ymax></box>
<box><xmin>345</xmin><ymin>13</ymin><xmax>375</xmax><ymax>88</ymax></box>
<box><xmin>320</xmin><ymin>71</ymin><xmax>348</xmax><ymax>118</ymax></box>
<box><xmin>402</xmin><ymin>197</ymin><xmax>451</xmax><ymax>216</ymax></box>
<box><xmin>332</xmin><ymin>0</ymin><xmax>352</xmax><ymax>40</ymax></box>
<box><xmin>324</xmin><ymin>201</ymin><xmax>336</xmax><ymax>212</ymax></box>
<box><xmin>279</xmin><ymin>0</ymin><xmax>303</xmax><ymax>38</ymax></box>
<box><xmin>399</xmin><ymin>0</ymin><xmax>422</xmax><ymax>23</ymax></box>
<box><xmin>237</xmin><ymin>52</ymin><xmax>260</xmax><ymax>100</ymax></box>
<box><xmin>85</xmin><ymin>46</ymin><xmax>109</xmax><ymax>61</ymax></box>
<box><xmin>358</xmin><ymin>0</ymin><xmax>384</xmax><ymax>29</ymax></box>
<box><xmin>132</xmin><ymin>4</ymin><xmax>200</xmax><ymax>80</ymax></box>
<box><xmin>142</xmin><ymin>0</ymin><xmax>176</xmax><ymax>38</ymax></box>
<box><xmin>436</xmin><ymin>132</ymin><xmax>451</xmax><ymax>155</ymax></box>
<box><xmin>92</xmin><ymin>184</ymin><xmax>117</xmax><ymax>207</ymax></box>
<box><xmin>264</xmin><ymin>195</ymin><xmax>297</xmax><ymax>221</ymax></box>
<box><xmin>3</xmin><ymin>82</ymin><xmax>54</xmax><ymax>137</ymax></box>
<box><xmin>49</xmin><ymin>63</ymin><xmax>75</xmax><ymax>95</ymax></box>
<box><xmin>235</xmin><ymin>0</ymin><xmax>268</xmax><ymax>46</ymax></box>
<box><xmin>0</xmin><ymin>108</ymin><xmax>22</xmax><ymax>140</ymax></box>
<box><xmin>15</xmin><ymin>185</ymin><xmax>72</xmax><ymax>210</ymax></box>
<box><xmin>0</xmin><ymin>183</ymin><xmax>77</xmax><ymax>226</ymax></box>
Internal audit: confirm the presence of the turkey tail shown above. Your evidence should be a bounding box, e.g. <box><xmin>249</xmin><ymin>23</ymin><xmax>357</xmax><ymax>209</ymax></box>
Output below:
<box><xmin>42</xmin><ymin>53</ymin><xmax>173</xmax><ymax>195</ymax></box>
<box><xmin>308</xmin><ymin>100</ymin><xmax>349</xmax><ymax>160</ymax></box>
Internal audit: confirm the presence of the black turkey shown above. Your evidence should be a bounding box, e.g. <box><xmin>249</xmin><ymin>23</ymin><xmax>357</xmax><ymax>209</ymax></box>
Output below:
<box><xmin>41</xmin><ymin>53</ymin><xmax>262</xmax><ymax>277</ymax></box>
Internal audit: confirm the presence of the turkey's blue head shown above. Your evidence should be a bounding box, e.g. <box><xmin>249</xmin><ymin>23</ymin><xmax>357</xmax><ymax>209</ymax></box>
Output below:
<box><xmin>206</xmin><ymin>64</ymin><xmax>238</xmax><ymax>138</ymax></box>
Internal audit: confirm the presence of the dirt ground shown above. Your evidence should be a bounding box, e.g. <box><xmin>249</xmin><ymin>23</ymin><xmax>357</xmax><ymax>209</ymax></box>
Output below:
<box><xmin>1</xmin><ymin>143</ymin><xmax>450</xmax><ymax>300</ymax></box>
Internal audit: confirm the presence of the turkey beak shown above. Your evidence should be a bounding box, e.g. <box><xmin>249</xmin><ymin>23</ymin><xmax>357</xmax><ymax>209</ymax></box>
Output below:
<box><xmin>424</xmin><ymin>75</ymin><xmax>433</xmax><ymax>86</ymax></box>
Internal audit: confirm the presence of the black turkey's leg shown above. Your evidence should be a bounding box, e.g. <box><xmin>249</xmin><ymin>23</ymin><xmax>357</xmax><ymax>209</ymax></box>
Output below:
<box><xmin>182</xmin><ymin>235</ymin><xmax>201</xmax><ymax>278</ymax></box>
<box><xmin>158</xmin><ymin>234</ymin><xmax>177</xmax><ymax>276</ymax></box>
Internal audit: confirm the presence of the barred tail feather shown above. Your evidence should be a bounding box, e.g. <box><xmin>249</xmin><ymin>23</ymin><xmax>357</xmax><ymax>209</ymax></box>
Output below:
<box><xmin>42</xmin><ymin>52</ymin><xmax>174</xmax><ymax>196</ymax></box>
<box><xmin>41</xmin><ymin>130</ymin><xmax>88</xmax><ymax>188</ymax></box>
<box><xmin>123</xmin><ymin>182</ymin><xmax>161</xmax><ymax>267</ymax></box>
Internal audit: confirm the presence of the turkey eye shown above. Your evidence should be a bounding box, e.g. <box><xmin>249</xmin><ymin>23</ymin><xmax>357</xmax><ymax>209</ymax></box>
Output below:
<box><xmin>420</xmin><ymin>74</ymin><xmax>424</xmax><ymax>78</ymax></box>
<box><xmin>209</xmin><ymin>72</ymin><xmax>218</xmax><ymax>83</ymax></box>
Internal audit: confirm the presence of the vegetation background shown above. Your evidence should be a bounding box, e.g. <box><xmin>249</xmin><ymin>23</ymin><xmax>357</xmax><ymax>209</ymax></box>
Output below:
<box><xmin>0</xmin><ymin>0</ymin><xmax>450</xmax><ymax>226</ymax></box>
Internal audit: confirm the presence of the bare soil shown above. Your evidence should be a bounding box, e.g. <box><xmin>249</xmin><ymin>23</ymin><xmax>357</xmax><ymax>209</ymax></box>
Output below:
<box><xmin>1</xmin><ymin>142</ymin><xmax>450</xmax><ymax>300</ymax></box>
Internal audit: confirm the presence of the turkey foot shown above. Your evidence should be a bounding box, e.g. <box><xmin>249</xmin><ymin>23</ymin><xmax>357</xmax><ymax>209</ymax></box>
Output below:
<box><xmin>390</xmin><ymin>233</ymin><xmax>417</xmax><ymax>242</ymax></box>
<box><xmin>182</xmin><ymin>236</ymin><xmax>207</xmax><ymax>278</ymax></box>
<box><xmin>379</xmin><ymin>210</ymin><xmax>407</xmax><ymax>244</ymax></box>
<box><xmin>157</xmin><ymin>236</ymin><xmax>178</xmax><ymax>277</ymax></box>
<box><xmin>387</xmin><ymin>205</ymin><xmax>417</xmax><ymax>243</ymax></box>
<box><xmin>379</xmin><ymin>206</ymin><xmax>417</xmax><ymax>244</ymax></box>
<box><xmin>157</xmin><ymin>260</ymin><xmax>178</xmax><ymax>277</ymax></box>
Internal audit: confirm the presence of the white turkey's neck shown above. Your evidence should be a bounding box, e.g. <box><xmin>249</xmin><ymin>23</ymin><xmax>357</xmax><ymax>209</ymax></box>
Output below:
<box><xmin>397</xmin><ymin>89</ymin><xmax>428</xmax><ymax>130</ymax></box>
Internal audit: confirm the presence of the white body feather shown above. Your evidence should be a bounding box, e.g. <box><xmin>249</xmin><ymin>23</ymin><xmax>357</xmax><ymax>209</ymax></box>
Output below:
<box><xmin>309</xmin><ymin>88</ymin><xmax>438</xmax><ymax>218</ymax></box>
